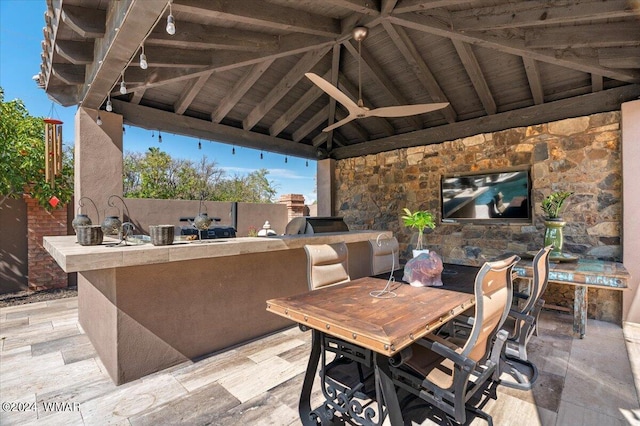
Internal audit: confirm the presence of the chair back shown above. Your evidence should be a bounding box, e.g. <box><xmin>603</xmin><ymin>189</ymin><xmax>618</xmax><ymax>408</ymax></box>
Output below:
<box><xmin>304</xmin><ymin>242</ymin><xmax>350</xmax><ymax>290</ymax></box>
<box><xmin>463</xmin><ymin>255</ymin><xmax>520</xmax><ymax>362</ymax></box>
<box><xmin>368</xmin><ymin>237</ymin><xmax>400</xmax><ymax>275</ymax></box>
<box><xmin>527</xmin><ymin>245</ymin><xmax>553</xmax><ymax>311</ymax></box>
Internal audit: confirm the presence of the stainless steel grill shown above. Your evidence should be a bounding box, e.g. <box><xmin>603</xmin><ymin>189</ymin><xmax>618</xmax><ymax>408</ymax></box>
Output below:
<box><xmin>284</xmin><ymin>217</ymin><xmax>349</xmax><ymax>235</ymax></box>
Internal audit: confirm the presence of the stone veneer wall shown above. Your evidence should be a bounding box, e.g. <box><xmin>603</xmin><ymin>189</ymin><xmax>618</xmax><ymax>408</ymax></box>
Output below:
<box><xmin>335</xmin><ymin>112</ymin><xmax>622</xmax><ymax>322</ymax></box>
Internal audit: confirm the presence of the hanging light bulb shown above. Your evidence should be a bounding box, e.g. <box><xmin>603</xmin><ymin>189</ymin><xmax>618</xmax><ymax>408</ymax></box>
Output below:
<box><xmin>158</xmin><ymin>131</ymin><xmax>162</xmax><ymax>143</ymax></box>
<box><xmin>119</xmin><ymin>72</ymin><xmax>127</xmax><ymax>95</ymax></box>
<box><xmin>232</xmin><ymin>146</ymin><xmax>235</xmax><ymax>155</ymax></box>
<box><xmin>123</xmin><ymin>126</ymin><xmax>126</xmax><ymax>134</ymax></box>
<box><xmin>198</xmin><ymin>139</ymin><xmax>202</xmax><ymax>150</ymax></box>
<box><xmin>105</xmin><ymin>94</ymin><xmax>112</xmax><ymax>112</ymax></box>
<box><xmin>285</xmin><ymin>156</ymin><xmax>288</xmax><ymax>164</ymax></box>
<box><xmin>166</xmin><ymin>2</ymin><xmax>176</xmax><ymax>35</ymax></box>
<box><xmin>96</xmin><ymin>114</ymin><xmax>102</xmax><ymax>126</ymax></box>
<box><xmin>260</xmin><ymin>152</ymin><xmax>263</xmax><ymax>160</ymax></box>
<box><xmin>306</xmin><ymin>160</ymin><xmax>309</xmax><ymax>167</ymax></box>
<box><xmin>139</xmin><ymin>44</ymin><xmax>148</xmax><ymax>70</ymax></box>
<box><xmin>151</xmin><ymin>130</ymin><xmax>155</xmax><ymax>138</ymax></box>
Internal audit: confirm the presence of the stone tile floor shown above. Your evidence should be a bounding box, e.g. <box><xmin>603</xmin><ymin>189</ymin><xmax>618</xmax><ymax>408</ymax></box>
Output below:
<box><xmin>1</xmin><ymin>297</ymin><xmax>639</xmax><ymax>425</ymax></box>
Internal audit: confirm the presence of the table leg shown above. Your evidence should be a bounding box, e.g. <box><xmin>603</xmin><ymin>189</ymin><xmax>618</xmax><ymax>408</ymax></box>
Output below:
<box><xmin>574</xmin><ymin>285</ymin><xmax>587</xmax><ymax>339</ymax></box>
<box><xmin>299</xmin><ymin>329</ymin><xmax>322</xmax><ymax>426</ymax></box>
<box><xmin>374</xmin><ymin>353</ymin><xmax>404</xmax><ymax>426</ymax></box>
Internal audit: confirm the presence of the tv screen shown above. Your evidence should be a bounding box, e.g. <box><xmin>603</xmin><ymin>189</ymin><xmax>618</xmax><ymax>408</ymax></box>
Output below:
<box><xmin>441</xmin><ymin>169</ymin><xmax>531</xmax><ymax>223</ymax></box>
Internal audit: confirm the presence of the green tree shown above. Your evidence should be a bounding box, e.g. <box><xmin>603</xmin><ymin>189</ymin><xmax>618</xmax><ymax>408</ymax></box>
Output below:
<box><xmin>122</xmin><ymin>149</ymin><xmax>277</xmax><ymax>203</ymax></box>
<box><xmin>0</xmin><ymin>88</ymin><xmax>73</xmax><ymax>209</ymax></box>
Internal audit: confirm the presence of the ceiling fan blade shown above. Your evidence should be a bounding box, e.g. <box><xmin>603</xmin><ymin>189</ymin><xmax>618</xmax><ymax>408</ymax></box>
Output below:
<box><xmin>366</xmin><ymin>103</ymin><xmax>449</xmax><ymax>118</ymax></box>
<box><xmin>305</xmin><ymin>73</ymin><xmax>360</xmax><ymax>115</ymax></box>
<box><xmin>322</xmin><ymin>115</ymin><xmax>357</xmax><ymax>132</ymax></box>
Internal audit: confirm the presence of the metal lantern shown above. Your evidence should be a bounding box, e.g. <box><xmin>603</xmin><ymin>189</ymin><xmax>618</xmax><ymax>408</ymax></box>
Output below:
<box><xmin>44</xmin><ymin>118</ymin><xmax>63</xmax><ymax>188</ymax></box>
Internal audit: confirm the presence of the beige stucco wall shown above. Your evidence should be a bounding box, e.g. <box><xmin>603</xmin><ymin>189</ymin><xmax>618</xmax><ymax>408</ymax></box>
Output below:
<box><xmin>75</xmin><ymin>108</ymin><xmax>123</xmax><ymax>217</ymax></box>
<box><xmin>622</xmin><ymin>100</ymin><xmax>640</xmax><ymax>324</ymax></box>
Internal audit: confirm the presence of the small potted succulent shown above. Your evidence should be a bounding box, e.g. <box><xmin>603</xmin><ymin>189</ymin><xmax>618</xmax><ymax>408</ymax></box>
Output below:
<box><xmin>540</xmin><ymin>191</ymin><xmax>573</xmax><ymax>256</ymax></box>
<box><xmin>402</xmin><ymin>208</ymin><xmax>436</xmax><ymax>257</ymax></box>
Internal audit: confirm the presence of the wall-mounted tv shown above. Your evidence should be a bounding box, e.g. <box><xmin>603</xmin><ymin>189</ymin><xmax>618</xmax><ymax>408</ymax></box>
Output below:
<box><xmin>441</xmin><ymin>169</ymin><xmax>532</xmax><ymax>223</ymax></box>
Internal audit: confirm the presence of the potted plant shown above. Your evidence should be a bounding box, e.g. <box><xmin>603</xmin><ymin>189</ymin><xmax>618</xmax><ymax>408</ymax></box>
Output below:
<box><xmin>540</xmin><ymin>191</ymin><xmax>573</xmax><ymax>257</ymax></box>
<box><xmin>402</xmin><ymin>208</ymin><xmax>436</xmax><ymax>257</ymax></box>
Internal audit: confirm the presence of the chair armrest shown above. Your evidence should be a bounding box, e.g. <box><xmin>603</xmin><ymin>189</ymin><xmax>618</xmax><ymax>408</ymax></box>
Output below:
<box><xmin>508</xmin><ymin>309</ymin><xmax>535</xmax><ymax>325</ymax></box>
<box><xmin>418</xmin><ymin>335</ymin><xmax>476</xmax><ymax>371</ymax></box>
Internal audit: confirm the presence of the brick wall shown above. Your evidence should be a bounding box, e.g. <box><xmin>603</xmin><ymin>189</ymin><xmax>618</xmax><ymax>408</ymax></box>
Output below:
<box><xmin>24</xmin><ymin>195</ymin><xmax>67</xmax><ymax>291</ymax></box>
<box><xmin>278</xmin><ymin>194</ymin><xmax>306</xmax><ymax>222</ymax></box>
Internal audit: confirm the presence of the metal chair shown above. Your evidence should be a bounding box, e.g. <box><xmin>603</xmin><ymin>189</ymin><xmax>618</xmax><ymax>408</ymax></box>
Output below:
<box><xmin>390</xmin><ymin>255</ymin><xmax>520</xmax><ymax>426</ymax></box>
<box><xmin>368</xmin><ymin>236</ymin><xmax>400</xmax><ymax>276</ymax></box>
<box><xmin>499</xmin><ymin>245</ymin><xmax>552</xmax><ymax>390</ymax></box>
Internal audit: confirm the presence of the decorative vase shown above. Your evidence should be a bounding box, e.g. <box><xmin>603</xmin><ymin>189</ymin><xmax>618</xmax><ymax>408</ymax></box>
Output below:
<box><xmin>544</xmin><ymin>219</ymin><xmax>566</xmax><ymax>257</ymax></box>
<box><xmin>72</xmin><ymin>214</ymin><xmax>92</xmax><ymax>232</ymax></box>
<box><xmin>101</xmin><ymin>215</ymin><xmax>122</xmax><ymax>236</ymax></box>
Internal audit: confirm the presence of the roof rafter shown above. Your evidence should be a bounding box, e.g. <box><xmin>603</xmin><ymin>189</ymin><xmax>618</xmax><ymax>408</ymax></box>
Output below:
<box><xmin>522</xmin><ymin>57</ymin><xmax>544</xmax><ymax>105</ymax></box>
<box><xmin>451</xmin><ymin>39</ymin><xmax>496</xmax><ymax>115</ymax></box>
<box><xmin>293</xmin><ymin>105</ymin><xmax>330</xmax><ymax>142</ymax></box>
<box><xmin>392</xmin><ymin>0</ymin><xmax>475</xmax><ymax>14</ymax></box>
<box><xmin>174</xmin><ymin>72</ymin><xmax>213</xmax><ymax>115</ymax></box>
<box><xmin>60</xmin><ymin>4</ymin><xmax>105</xmax><ymax>38</ymax></box>
<box><xmin>323</xmin><ymin>0</ymin><xmax>381</xmax><ymax>16</ymax></box>
<box><xmin>525</xmin><ymin>22</ymin><xmax>640</xmax><ymax>49</ymax></box>
<box><xmin>172</xmin><ymin>0</ymin><xmax>341</xmax><ymax>37</ymax></box>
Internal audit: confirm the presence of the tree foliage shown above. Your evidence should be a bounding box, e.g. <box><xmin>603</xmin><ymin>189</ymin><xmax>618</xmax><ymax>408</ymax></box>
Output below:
<box><xmin>123</xmin><ymin>148</ymin><xmax>277</xmax><ymax>203</ymax></box>
<box><xmin>0</xmin><ymin>88</ymin><xmax>73</xmax><ymax>210</ymax></box>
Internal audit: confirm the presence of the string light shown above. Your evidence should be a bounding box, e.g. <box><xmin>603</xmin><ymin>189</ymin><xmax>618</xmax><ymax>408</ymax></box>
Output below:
<box><xmin>105</xmin><ymin>93</ymin><xmax>112</xmax><ymax>112</ymax></box>
<box><xmin>139</xmin><ymin>44</ymin><xmax>148</xmax><ymax>70</ymax></box>
<box><xmin>232</xmin><ymin>146</ymin><xmax>235</xmax><ymax>155</ymax></box>
<box><xmin>284</xmin><ymin>156</ymin><xmax>288</xmax><ymax>164</ymax></box>
<box><xmin>166</xmin><ymin>2</ymin><xmax>176</xmax><ymax>35</ymax></box>
<box><xmin>151</xmin><ymin>130</ymin><xmax>155</xmax><ymax>138</ymax></box>
<box><xmin>123</xmin><ymin>126</ymin><xmax>126</xmax><ymax>134</ymax></box>
<box><xmin>119</xmin><ymin>72</ymin><xmax>127</xmax><ymax>95</ymax></box>
<box><xmin>260</xmin><ymin>152</ymin><xmax>263</xmax><ymax>160</ymax></box>
<box><xmin>96</xmin><ymin>114</ymin><xmax>102</xmax><ymax>126</ymax></box>
<box><xmin>306</xmin><ymin>160</ymin><xmax>309</xmax><ymax>167</ymax></box>
<box><xmin>158</xmin><ymin>131</ymin><xmax>162</xmax><ymax>143</ymax></box>
<box><xmin>198</xmin><ymin>139</ymin><xmax>201</xmax><ymax>150</ymax></box>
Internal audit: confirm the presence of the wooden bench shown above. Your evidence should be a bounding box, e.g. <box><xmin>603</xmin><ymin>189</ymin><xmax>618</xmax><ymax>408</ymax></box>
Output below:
<box><xmin>513</xmin><ymin>259</ymin><xmax>630</xmax><ymax>338</ymax></box>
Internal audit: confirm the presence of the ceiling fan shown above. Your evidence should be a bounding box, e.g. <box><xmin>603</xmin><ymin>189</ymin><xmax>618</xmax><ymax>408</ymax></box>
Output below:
<box><xmin>306</xmin><ymin>26</ymin><xmax>449</xmax><ymax>133</ymax></box>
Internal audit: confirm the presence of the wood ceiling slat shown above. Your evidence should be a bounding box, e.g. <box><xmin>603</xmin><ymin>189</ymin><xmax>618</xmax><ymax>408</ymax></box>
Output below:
<box><xmin>172</xmin><ymin>0</ymin><xmax>341</xmax><ymax>37</ymax></box>
<box><xmin>525</xmin><ymin>22</ymin><xmax>640</xmax><ymax>50</ymax></box>
<box><xmin>452</xmin><ymin>0</ymin><xmax>636</xmax><ymax>31</ymax></box>
<box><xmin>243</xmin><ymin>46</ymin><xmax>332</xmax><ymax>130</ymax></box>
<box><xmin>392</xmin><ymin>0</ymin><xmax>475</xmax><ymax>14</ymax></box>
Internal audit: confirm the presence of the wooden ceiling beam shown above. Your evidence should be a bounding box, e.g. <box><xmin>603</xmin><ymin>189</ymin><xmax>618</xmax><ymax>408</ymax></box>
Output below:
<box><xmin>326</xmin><ymin>44</ymin><xmax>343</xmax><ymax>151</ymax></box>
<box><xmin>270</xmin><ymin>70</ymin><xmax>332</xmax><ymax>137</ymax></box>
<box><xmin>145</xmin><ymin>22</ymin><xmax>279</xmax><ymax>52</ymax></box>
<box><xmin>130</xmin><ymin>46</ymin><xmax>212</xmax><ymax>68</ymax></box>
<box><xmin>344</xmin><ymin>40</ymin><xmax>423</xmax><ymax>129</ymax></box>
<box><xmin>335</xmin><ymin>108</ymin><xmax>370</xmax><ymax>142</ymax></box>
<box><xmin>243</xmin><ymin>46</ymin><xmax>332</xmax><ymax>130</ymax></box>
<box><xmin>452</xmin><ymin>0</ymin><xmax>636</xmax><ymax>31</ymax></box>
<box><xmin>124</xmin><ymin>33</ymin><xmax>336</xmax><ymax>94</ymax></box>
<box><xmin>522</xmin><ymin>57</ymin><xmax>544</xmax><ymax>105</ymax></box>
<box><xmin>393</xmin><ymin>0</ymin><xmax>475</xmax><ymax>14</ymax></box>
<box><xmin>130</xmin><ymin>89</ymin><xmax>145</xmax><ymax>105</ymax></box>
<box><xmin>389</xmin><ymin>14</ymin><xmax>640</xmax><ymax>83</ymax></box>
<box><xmin>525</xmin><ymin>23</ymin><xmax>640</xmax><ymax>50</ymax></box>
<box><xmin>451</xmin><ymin>39</ymin><xmax>497</xmax><ymax>115</ymax></box>
<box><xmin>212</xmin><ymin>59</ymin><xmax>275</xmax><ymax>124</ymax></box>
<box><xmin>332</xmin><ymin>84</ymin><xmax>640</xmax><ymax>159</ymax></box>
<box><xmin>381</xmin><ymin>0</ymin><xmax>399</xmax><ymax>15</ymax></box>
<box><xmin>591</xmin><ymin>75</ymin><xmax>603</xmax><ymax>93</ymax></box>
<box><xmin>55</xmin><ymin>40</ymin><xmax>93</xmax><ymax>65</ymax></box>
<box><xmin>174</xmin><ymin>72</ymin><xmax>213</xmax><ymax>115</ymax></box>
<box><xmin>60</xmin><ymin>4</ymin><xmax>105</xmax><ymax>38</ymax></box>
<box><xmin>80</xmin><ymin>0</ymin><xmax>169</xmax><ymax>109</ymax></box>
<box><xmin>293</xmin><ymin>105</ymin><xmax>330</xmax><ymax>142</ymax></box>
<box><xmin>382</xmin><ymin>21</ymin><xmax>456</xmax><ymax>123</ymax></box>
<box><xmin>111</xmin><ymin>99</ymin><xmax>318</xmax><ymax>158</ymax></box>
<box><xmin>323</xmin><ymin>0</ymin><xmax>380</xmax><ymax>16</ymax></box>
<box><xmin>51</xmin><ymin>63</ymin><xmax>85</xmax><ymax>85</ymax></box>
<box><xmin>598</xmin><ymin>47</ymin><xmax>640</xmax><ymax>69</ymax></box>
<box><xmin>172</xmin><ymin>0</ymin><xmax>341</xmax><ymax>37</ymax></box>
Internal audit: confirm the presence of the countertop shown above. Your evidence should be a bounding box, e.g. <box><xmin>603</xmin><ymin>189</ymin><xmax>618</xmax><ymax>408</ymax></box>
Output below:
<box><xmin>44</xmin><ymin>231</ymin><xmax>391</xmax><ymax>273</ymax></box>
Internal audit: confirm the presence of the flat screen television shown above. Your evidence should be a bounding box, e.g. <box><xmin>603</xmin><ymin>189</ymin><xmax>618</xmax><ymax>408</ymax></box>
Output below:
<box><xmin>441</xmin><ymin>169</ymin><xmax>532</xmax><ymax>223</ymax></box>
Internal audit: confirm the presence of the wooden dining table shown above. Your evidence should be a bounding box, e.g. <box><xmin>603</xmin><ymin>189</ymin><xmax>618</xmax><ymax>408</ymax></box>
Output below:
<box><xmin>266</xmin><ymin>268</ymin><xmax>478</xmax><ymax>425</ymax></box>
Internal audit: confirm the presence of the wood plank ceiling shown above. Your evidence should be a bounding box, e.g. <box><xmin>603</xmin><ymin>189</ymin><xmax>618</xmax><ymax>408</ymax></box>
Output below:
<box><xmin>38</xmin><ymin>0</ymin><xmax>640</xmax><ymax>160</ymax></box>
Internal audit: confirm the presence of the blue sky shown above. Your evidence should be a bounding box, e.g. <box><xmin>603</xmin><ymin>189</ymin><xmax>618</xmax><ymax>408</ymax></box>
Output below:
<box><xmin>0</xmin><ymin>0</ymin><xmax>317</xmax><ymax>203</ymax></box>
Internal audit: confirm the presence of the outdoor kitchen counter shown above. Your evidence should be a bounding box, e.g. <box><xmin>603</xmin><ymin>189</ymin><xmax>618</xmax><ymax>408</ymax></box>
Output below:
<box><xmin>44</xmin><ymin>231</ymin><xmax>390</xmax><ymax>273</ymax></box>
<box><xmin>43</xmin><ymin>231</ymin><xmax>389</xmax><ymax>385</ymax></box>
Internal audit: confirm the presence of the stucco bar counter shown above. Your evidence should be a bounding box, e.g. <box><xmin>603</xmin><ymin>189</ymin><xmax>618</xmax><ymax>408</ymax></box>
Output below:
<box><xmin>44</xmin><ymin>231</ymin><xmax>389</xmax><ymax>385</ymax></box>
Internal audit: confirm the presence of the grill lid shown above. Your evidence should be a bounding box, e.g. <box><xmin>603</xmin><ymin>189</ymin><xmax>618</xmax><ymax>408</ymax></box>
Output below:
<box><xmin>284</xmin><ymin>217</ymin><xmax>349</xmax><ymax>235</ymax></box>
